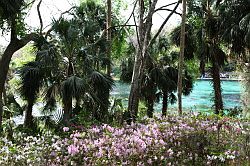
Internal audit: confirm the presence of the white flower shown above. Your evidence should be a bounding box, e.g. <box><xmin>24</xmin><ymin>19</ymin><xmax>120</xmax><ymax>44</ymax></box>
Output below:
<box><xmin>63</xmin><ymin>127</ymin><xmax>70</xmax><ymax>132</ymax></box>
<box><xmin>219</xmin><ymin>155</ymin><xmax>225</xmax><ymax>162</ymax></box>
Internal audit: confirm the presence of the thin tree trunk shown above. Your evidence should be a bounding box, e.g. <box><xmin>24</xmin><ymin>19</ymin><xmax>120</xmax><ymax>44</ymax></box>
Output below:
<box><xmin>106</xmin><ymin>0</ymin><xmax>112</xmax><ymax>76</ymax></box>
<box><xmin>211</xmin><ymin>59</ymin><xmax>223</xmax><ymax>114</ymax></box>
<box><xmin>24</xmin><ymin>101</ymin><xmax>34</xmax><ymax>128</ymax></box>
<box><xmin>177</xmin><ymin>0</ymin><xmax>186</xmax><ymax>115</ymax></box>
<box><xmin>162</xmin><ymin>92</ymin><xmax>168</xmax><ymax>116</ymax></box>
<box><xmin>128</xmin><ymin>0</ymin><xmax>158</xmax><ymax>122</ymax></box>
<box><xmin>128</xmin><ymin>53</ymin><xmax>142</xmax><ymax>121</ymax></box>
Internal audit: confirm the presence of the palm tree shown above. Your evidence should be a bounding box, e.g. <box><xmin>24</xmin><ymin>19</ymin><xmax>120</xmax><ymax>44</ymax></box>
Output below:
<box><xmin>217</xmin><ymin>0</ymin><xmax>250</xmax><ymax>117</ymax></box>
<box><xmin>43</xmin><ymin>1</ymin><xmax>115</xmax><ymax>124</ymax></box>
<box><xmin>61</xmin><ymin>76</ymin><xmax>87</xmax><ymax>124</ymax></box>
<box><xmin>177</xmin><ymin>0</ymin><xmax>227</xmax><ymax>114</ymax></box>
<box><xmin>89</xmin><ymin>71</ymin><xmax>114</xmax><ymax>121</ymax></box>
<box><xmin>141</xmin><ymin>65</ymin><xmax>194</xmax><ymax>117</ymax></box>
<box><xmin>19</xmin><ymin>61</ymin><xmax>43</xmax><ymax>128</ymax></box>
<box><xmin>203</xmin><ymin>0</ymin><xmax>226</xmax><ymax>113</ymax></box>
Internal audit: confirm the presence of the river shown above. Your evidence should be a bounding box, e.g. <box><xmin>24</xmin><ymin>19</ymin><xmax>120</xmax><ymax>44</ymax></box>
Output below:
<box><xmin>111</xmin><ymin>80</ymin><xmax>243</xmax><ymax>111</ymax></box>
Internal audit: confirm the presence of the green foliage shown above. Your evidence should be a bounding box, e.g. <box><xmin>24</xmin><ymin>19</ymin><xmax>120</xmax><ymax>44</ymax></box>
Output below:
<box><xmin>0</xmin><ymin>0</ymin><xmax>30</xmax><ymax>37</ymax></box>
<box><xmin>11</xmin><ymin>45</ymin><xmax>36</xmax><ymax>68</ymax></box>
<box><xmin>170</xmin><ymin>24</ymin><xmax>196</xmax><ymax>60</ymax></box>
<box><xmin>218</xmin><ymin>0</ymin><xmax>250</xmax><ymax>53</ymax></box>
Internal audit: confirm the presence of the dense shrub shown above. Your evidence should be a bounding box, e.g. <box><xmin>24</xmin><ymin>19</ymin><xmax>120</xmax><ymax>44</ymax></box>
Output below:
<box><xmin>0</xmin><ymin>114</ymin><xmax>249</xmax><ymax>165</ymax></box>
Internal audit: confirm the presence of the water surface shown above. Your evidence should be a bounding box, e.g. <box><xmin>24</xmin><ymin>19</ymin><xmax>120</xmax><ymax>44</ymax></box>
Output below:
<box><xmin>111</xmin><ymin>80</ymin><xmax>243</xmax><ymax>111</ymax></box>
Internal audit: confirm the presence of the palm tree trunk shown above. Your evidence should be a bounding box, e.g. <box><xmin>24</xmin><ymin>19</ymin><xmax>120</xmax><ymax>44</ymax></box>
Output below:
<box><xmin>211</xmin><ymin>60</ymin><xmax>223</xmax><ymax>114</ymax></box>
<box><xmin>24</xmin><ymin>101</ymin><xmax>34</xmax><ymax>128</ymax></box>
<box><xmin>62</xmin><ymin>99</ymin><xmax>72</xmax><ymax>125</ymax></box>
<box><xmin>146</xmin><ymin>97</ymin><xmax>154</xmax><ymax>118</ymax></box>
<box><xmin>177</xmin><ymin>0</ymin><xmax>186</xmax><ymax>115</ymax></box>
<box><xmin>162</xmin><ymin>92</ymin><xmax>168</xmax><ymax>116</ymax></box>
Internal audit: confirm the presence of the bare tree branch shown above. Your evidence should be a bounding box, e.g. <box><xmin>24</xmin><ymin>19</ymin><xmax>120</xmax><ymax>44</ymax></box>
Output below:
<box><xmin>155</xmin><ymin>8</ymin><xmax>182</xmax><ymax>16</ymax></box>
<box><xmin>154</xmin><ymin>1</ymin><xmax>178</xmax><ymax>13</ymax></box>
<box><xmin>37</xmin><ymin>0</ymin><xmax>43</xmax><ymax>35</ymax></box>
<box><xmin>21</xmin><ymin>0</ymin><xmax>36</xmax><ymax>10</ymax></box>
<box><xmin>133</xmin><ymin>12</ymin><xmax>141</xmax><ymax>52</ymax></box>
<box><xmin>148</xmin><ymin>1</ymin><xmax>180</xmax><ymax>48</ymax></box>
<box><xmin>123</xmin><ymin>0</ymin><xmax>138</xmax><ymax>30</ymax></box>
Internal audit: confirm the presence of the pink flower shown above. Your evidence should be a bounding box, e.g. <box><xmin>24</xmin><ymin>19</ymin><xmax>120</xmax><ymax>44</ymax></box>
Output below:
<box><xmin>68</xmin><ymin>144</ymin><xmax>79</xmax><ymax>155</ymax></box>
<box><xmin>63</xmin><ymin>127</ymin><xmax>69</xmax><ymax>132</ymax></box>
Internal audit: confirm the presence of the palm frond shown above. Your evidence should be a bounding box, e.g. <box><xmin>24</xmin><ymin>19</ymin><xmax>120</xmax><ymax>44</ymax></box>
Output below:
<box><xmin>89</xmin><ymin>71</ymin><xmax>114</xmax><ymax>92</ymax></box>
<box><xmin>18</xmin><ymin>61</ymin><xmax>43</xmax><ymax>102</ymax></box>
<box><xmin>169</xmin><ymin>93</ymin><xmax>177</xmax><ymax>105</ymax></box>
<box><xmin>43</xmin><ymin>83</ymin><xmax>59</xmax><ymax>112</ymax></box>
<box><xmin>170</xmin><ymin>24</ymin><xmax>196</xmax><ymax>60</ymax></box>
<box><xmin>182</xmin><ymin>70</ymin><xmax>194</xmax><ymax>96</ymax></box>
<box><xmin>61</xmin><ymin>76</ymin><xmax>87</xmax><ymax>102</ymax></box>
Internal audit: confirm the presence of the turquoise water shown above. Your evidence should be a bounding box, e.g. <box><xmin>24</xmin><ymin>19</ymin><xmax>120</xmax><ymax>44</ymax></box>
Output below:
<box><xmin>111</xmin><ymin>80</ymin><xmax>243</xmax><ymax>111</ymax></box>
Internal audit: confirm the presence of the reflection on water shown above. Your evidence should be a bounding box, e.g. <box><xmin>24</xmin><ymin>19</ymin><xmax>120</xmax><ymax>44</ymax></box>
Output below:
<box><xmin>111</xmin><ymin>80</ymin><xmax>243</xmax><ymax>111</ymax></box>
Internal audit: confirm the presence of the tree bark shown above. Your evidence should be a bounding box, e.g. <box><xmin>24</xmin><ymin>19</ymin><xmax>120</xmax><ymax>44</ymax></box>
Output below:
<box><xmin>211</xmin><ymin>56</ymin><xmax>223</xmax><ymax>114</ymax></box>
<box><xmin>177</xmin><ymin>0</ymin><xmax>186</xmax><ymax>115</ymax></box>
<box><xmin>162</xmin><ymin>92</ymin><xmax>168</xmax><ymax>116</ymax></box>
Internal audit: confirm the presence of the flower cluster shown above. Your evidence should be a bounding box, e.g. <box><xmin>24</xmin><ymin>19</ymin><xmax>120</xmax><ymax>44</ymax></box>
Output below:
<box><xmin>0</xmin><ymin>114</ymin><xmax>249</xmax><ymax>165</ymax></box>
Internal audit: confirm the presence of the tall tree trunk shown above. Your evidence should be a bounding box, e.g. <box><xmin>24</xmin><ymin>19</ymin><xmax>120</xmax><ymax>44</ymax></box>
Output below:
<box><xmin>24</xmin><ymin>101</ymin><xmax>34</xmax><ymax>128</ymax></box>
<box><xmin>177</xmin><ymin>0</ymin><xmax>186</xmax><ymax>115</ymax></box>
<box><xmin>128</xmin><ymin>0</ymin><xmax>157</xmax><ymax>121</ymax></box>
<box><xmin>106</xmin><ymin>0</ymin><xmax>112</xmax><ymax>76</ymax></box>
<box><xmin>162</xmin><ymin>92</ymin><xmax>168</xmax><ymax>116</ymax></box>
<box><xmin>211</xmin><ymin>59</ymin><xmax>223</xmax><ymax>114</ymax></box>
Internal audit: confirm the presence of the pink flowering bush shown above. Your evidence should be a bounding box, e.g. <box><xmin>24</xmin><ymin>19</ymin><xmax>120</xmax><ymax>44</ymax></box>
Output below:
<box><xmin>0</xmin><ymin>114</ymin><xmax>249</xmax><ymax>165</ymax></box>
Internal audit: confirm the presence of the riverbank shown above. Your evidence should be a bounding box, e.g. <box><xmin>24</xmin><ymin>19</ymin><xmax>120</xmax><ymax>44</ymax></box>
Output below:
<box><xmin>197</xmin><ymin>78</ymin><xmax>243</xmax><ymax>81</ymax></box>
